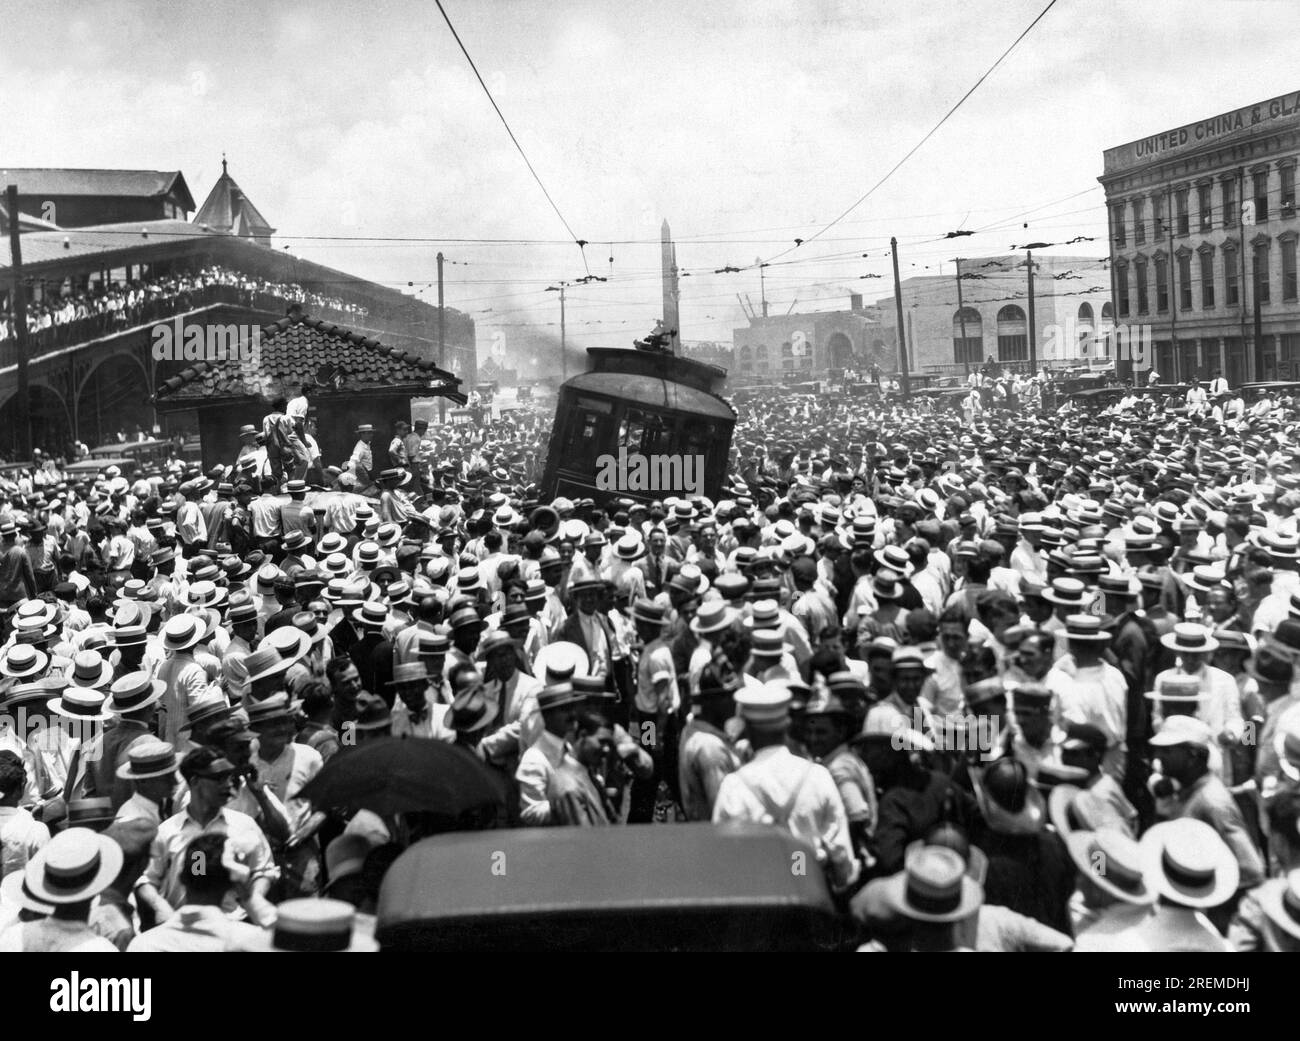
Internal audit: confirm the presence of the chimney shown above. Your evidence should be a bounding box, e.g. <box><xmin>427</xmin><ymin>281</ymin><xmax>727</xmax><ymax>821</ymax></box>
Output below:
<box><xmin>849</xmin><ymin>293</ymin><xmax>863</xmax><ymax>312</ymax></box>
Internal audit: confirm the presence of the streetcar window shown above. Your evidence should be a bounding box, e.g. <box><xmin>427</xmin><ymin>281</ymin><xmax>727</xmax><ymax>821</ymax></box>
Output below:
<box><xmin>679</xmin><ymin>419</ymin><xmax>714</xmax><ymax>458</ymax></box>
<box><xmin>618</xmin><ymin>409</ymin><xmax>667</xmax><ymax>455</ymax></box>
<box><xmin>565</xmin><ymin>411</ymin><xmax>604</xmax><ymax>463</ymax></box>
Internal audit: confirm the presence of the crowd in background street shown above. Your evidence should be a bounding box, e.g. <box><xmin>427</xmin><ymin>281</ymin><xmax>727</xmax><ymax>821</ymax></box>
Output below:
<box><xmin>1</xmin><ymin>380</ymin><xmax>1300</xmax><ymax>952</ymax></box>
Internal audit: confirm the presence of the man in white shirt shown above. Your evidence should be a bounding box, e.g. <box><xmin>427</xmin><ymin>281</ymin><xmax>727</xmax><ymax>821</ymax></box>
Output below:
<box><xmin>713</xmin><ymin>683</ymin><xmax>859</xmax><ymax>891</ymax></box>
<box><xmin>515</xmin><ymin>683</ymin><xmax>585</xmax><ymax>826</ymax></box>
<box><xmin>1045</xmin><ymin>615</ymin><xmax>1128</xmax><ymax>781</ymax></box>
<box><xmin>139</xmin><ymin>747</ymin><xmax>278</xmax><ymax>927</ymax></box>
<box><xmin>127</xmin><ymin>833</ymin><xmax>266</xmax><ymax>952</ymax></box>
<box><xmin>0</xmin><ymin>751</ymin><xmax>48</xmax><ymax>878</ymax></box>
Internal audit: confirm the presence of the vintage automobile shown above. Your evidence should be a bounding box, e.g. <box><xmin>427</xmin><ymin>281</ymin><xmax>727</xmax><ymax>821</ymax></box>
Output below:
<box><xmin>63</xmin><ymin>457</ymin><xmax>138</xmax><ymax>480</ymax></box>
<box><xmin>376</xmin><ymin>824</ymin><xmax>842</xmax><ymax>952</ymax></box>
<box><xmin>1238</xmin><ymin>380</ymin><xmax>1300</xmax><ymax>401</ymax></box>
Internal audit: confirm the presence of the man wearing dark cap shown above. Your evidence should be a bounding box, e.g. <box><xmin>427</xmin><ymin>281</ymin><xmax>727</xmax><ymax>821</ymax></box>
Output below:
<box><xmin>790</xmin><ymin>555</ymin><xmax>835</xmax><ymax>644</ymax></box>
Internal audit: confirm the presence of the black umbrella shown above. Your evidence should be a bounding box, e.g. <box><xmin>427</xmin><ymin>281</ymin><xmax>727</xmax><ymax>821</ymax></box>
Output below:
<box><xmin>300</xmin><ymin>738</ymin><xmax>505</xmax><ymax>818</ymax></box>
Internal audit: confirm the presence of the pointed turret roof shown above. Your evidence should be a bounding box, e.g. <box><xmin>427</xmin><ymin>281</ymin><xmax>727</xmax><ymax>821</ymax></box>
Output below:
<box><xmin>193</xmin><ymin>157</ymin><xmax>275</xmax><ymax>246</ymax></box>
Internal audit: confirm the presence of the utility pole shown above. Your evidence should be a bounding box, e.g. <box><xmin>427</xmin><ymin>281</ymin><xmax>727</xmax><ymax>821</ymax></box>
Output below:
<box><xmin>890</xmin><ymin>236</ymin><xmax>911</xmax><ymax>400</ymax></box>
<box><xmin>757</xmin><ymin>258</ymin><xmax>769</xmax><ymax>318</ymax></box>
<box><xmin>1238</xmin><ymin>167</ymin><xmax>1250</xmax><ymax>382</ymax></box>
<box><xmin>546</xmin><ymin>281</ymin><xmax>570</xmax><ymax>382</ymax></box>
<box><xmin>953</xmin><ymin>256</ymin><xmax>969</xmax><ymax>377</ymax></box>
<box><xmin>437</xmin><ymin>251</ymin><xmax>446</xmax><ymax>424</ymax></box>
<box><xmin>6</xmin><ymin>185</ymin><xmax>31</xmax><ymax>460</ymax></box>
<box><xmin>1166</xmin><ymin>186</ymin><xmax>1178</xmax><ymax>382</ymax></box>
<box><xmin>1026</xmin><ymin>250</ymin><xmax>1037</xmax><ymax>373</ymax></box>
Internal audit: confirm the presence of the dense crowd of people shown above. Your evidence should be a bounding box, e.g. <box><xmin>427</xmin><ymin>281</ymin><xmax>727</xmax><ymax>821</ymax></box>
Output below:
<box><xmin>1</xmin><ymin>376</ymin><xmax>1300</xmax><ymax>953</ymax></box>
<box><xmin>0</xmin><ymin>265</ymin><xmax>370</xmax><ymax>346</ymax></box>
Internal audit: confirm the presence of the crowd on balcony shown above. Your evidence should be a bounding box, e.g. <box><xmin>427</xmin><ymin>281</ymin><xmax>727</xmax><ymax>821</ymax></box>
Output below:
<box><xmin>0</xmin><ymin>266</ymin><xmax>372</xmax><ymax>347</ymax></box>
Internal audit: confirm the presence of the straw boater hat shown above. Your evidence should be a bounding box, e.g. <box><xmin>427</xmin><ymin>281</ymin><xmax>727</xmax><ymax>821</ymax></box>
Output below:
<box><xmin>1143</xmin><ymin>675</ymin><xmax>1210</xmax><ymax>709</ymax></box>
<box><xmin>532</xmin><ymin>641</ymin><xmax>589</xmax><ymax>684</ymax></box>
<box><xmin>1274</xmin><ymin>704</ymin><xmax>1300</xmax><ymax>782</ymax></box>
<box><xmin>187</xmin><ymin>580</ymin><xmax>228</xmax><ymax>609</ymax></box>
<box><xmin>47</xmin><ymin>686</ymin><xmax>113</xmax><ymax>725</ymax></box>
<box><xmin>734</xmin><ymin>682</ymin><xmax>792</xmax><ymax>729</ymax></box>
<box><xmin>613</xmin><ymin>534</ymin><xmax>645</xmax><ymax>562</ymax></box>
<box><xmin>1257</xmin><ymin>869</ymin><xmax>1300</xmax><ymax>945</ymax></box>
<box><xmin>880</xmin><ymin>845</ymin><xmax>983</xmax><ymax>924</ymax></box>
<box><xmin>690</xmin><ymin>601</ymin><xmax>736</xmax><ymax>636</ymax></box>
<box><xmin>60</xmin><ymin>798</ymin><xmax>116</xmax><ymax>832</ymax></box>
<box><xmin>180</xmin><ymin>692</ymin><xmax>234</xmax><ymax>734</ymax></box>
<box><xmin>242</xmin><ymin>647</ymin><xmax>294</xmax><ymax>686</ymax></box>
<box><xmin>23</xmin><ymin>827</ymin><xmax>123</xmax><ymax>905</ymax></box>
<box><xmin>1065</xmin><ymin>828</ymin><xmax>1156</xmax><ymax>907</ymax></box>
<box><xmin>256</xmin><ymin>897</ymin><xmax>378</xmax><ymax>953</ymax></box>
<box><xmin>1042</xmin><ymin>578</ymin><xmax>1088</xmax><ymax>608</ymax></box>
<box><xmin>116</xmin><ymin>740</ymin><xmax>180</xmax><ymax>782</ymax></box>
<box><xmin>258</xmin><ymin>626</ymin><xmax>312</xmax><ymax>666</ymax></box>
<box><xmin>0</xmin><ymin>644</ymin><xmax>48</xmax><ymax>679</ymax></box>
<box><xmin>536</xmin><ymin>682</ymin><xmax>586</xmax><ymax>714</ymax></box>
<box><xmin>106</xmin><ymin>671</ymin><xmax>166</xmax><ymax>715</ymax></box>
<box><xmin>1139</xmin><ymin>818</ymin><xmax>1239</xmax><ymax>909</ymax></box>
<box><xmin>1160</xmin><ymin>622</ymin><xmax>1219</xmax><ymax>655</ymax></box>
<box><xmin>66</xmin><ymin>649</ymin><xmax>113</xmax><ymax>690</ymax></box>
<box><xmin>1061</xmin><ymin>614</ymin><xmax>1111</xmax><ymax>643</ymax></box>
<box><xmin>873</xmin><ymin>545</ymin><xmax>915</xmax><ymax>578</ymax></box>
<box><xmin>630</xmin><ymin>598</ymin><xmax>667</xmax><ymax>628</ymax></box>
<box><xmin>161</xmin><ymin>614</ymin><xmax>206</xmax><ymax>653</ymax></box>
<box><xmin>351</xmin><ymin>601</ymin><xmax>391</xmax><ymax>630</ymax></box>
<box><xmin>246</xmin><ymin>692</ymin><xmax>300</xmax><ymax>728</ymax></box>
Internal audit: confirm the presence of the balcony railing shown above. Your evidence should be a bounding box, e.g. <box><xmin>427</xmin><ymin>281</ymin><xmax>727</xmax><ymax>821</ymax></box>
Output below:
<box><xmin>0</xmin><ymin>284</ymin><xmax>426</xmax><ymax>370</ymax></box>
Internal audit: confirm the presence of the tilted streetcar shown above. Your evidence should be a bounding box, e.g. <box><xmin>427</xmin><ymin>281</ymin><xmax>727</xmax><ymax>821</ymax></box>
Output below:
<box><xmin>540</xmin><ymin>345</ymin><xmax>736</xmax><ymax>505</ymax></box>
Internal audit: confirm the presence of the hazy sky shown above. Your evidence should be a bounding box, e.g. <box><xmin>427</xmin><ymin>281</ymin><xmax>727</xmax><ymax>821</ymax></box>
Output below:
<box><xmin>5</xmin><ymin>0</ymin><xmax>1300</xmax><ymax>366</ymax></box>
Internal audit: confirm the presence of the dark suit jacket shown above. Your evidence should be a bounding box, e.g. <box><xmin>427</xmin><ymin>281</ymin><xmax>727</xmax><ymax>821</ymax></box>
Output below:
<box><xmin>556</xmin><ymin>611</ymin><xmax>616</xmax><ymax>673</ymax></box>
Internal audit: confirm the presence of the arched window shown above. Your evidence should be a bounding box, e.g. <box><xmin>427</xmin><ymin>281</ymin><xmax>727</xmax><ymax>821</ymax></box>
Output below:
<box><xmin>781</xmin><ymin>341</ymin><xmax>795</xmax><ymax>371</ymax></box>
<box><xmin>826</xmin><ymin>331</ymin><xmax>853</xmax><ymax>369</ymax></box>
<box><xmin>752</xmin><ymin>344</ymin><xmax>769</xmax><ymax>371</ymax></box>
<box><xmin>952</xmin><ymin>307</ymin><xmax>982</xmax><ymax>364</ymax></box>
<box><xmin>996</xmin><ymin>305</ymin><xmax>1028</xmax><ymax>362</ymax></box>
<box><xmin>1097</xmin><ymin>300</ymin><xmax>1116</xmax><ymax>356</ymax></box>
<box><xmin>1076</xmin><ymin>302</ymin><xmax>1095</xmax><ymax>358</ymax></box>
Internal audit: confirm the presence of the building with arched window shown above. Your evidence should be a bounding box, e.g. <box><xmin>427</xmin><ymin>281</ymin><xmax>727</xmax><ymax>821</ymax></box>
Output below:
<box><xmin>1101</xmin><ymin>90</ymin><xmax>1300</xmax><ymax>384</ymax></box>
<box><xmin>874</xmin><ymin>254</ymin><xmax>1112</xmax><ymax>375</ymax></box>
<box><xmin>731</xmin><ymin>293</ymin><xmax>894</xmax><ymax>382</ymax></box>
<box><xmin>952</xmin><ymin>307</ymin><xmax>982</xmax><ymax>364</ymax></box>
